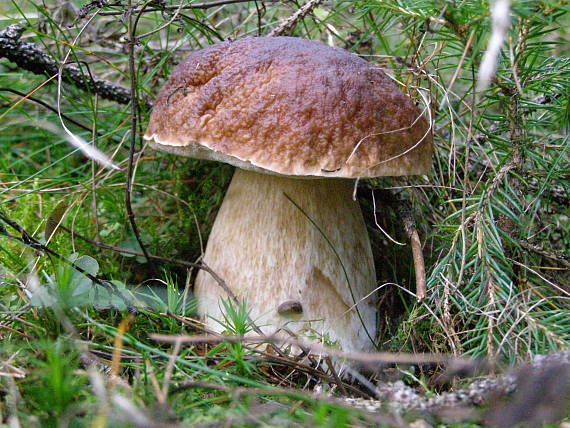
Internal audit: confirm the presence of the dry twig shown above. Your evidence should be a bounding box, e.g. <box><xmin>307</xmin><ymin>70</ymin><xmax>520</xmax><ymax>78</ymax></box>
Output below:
<box><xmin>150</xmin><ymin>333</ymin><xmax>482</xmax><ymax>370</ymax></box>
<box><xmin>397</xmin><ymin>199</ymin><xmax>427</xmax><ymax>301</ymax></box>
<box><xmin>268</xmin><ymin>0</ymin><xmax>325</xmax><ymax>37</ymax></box>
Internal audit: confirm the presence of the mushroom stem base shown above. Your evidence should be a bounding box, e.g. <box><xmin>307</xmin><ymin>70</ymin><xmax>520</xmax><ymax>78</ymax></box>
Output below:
<box><xmin>195</xmin><ymin>169</ymin><xmax>378</xmax><ymax>352</ymax></box>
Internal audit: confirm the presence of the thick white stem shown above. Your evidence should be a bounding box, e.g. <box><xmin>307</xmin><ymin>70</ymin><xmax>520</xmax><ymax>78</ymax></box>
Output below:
<box><xmin>195</xmin><ymin>169</ymin><xmax>377</xmax><ymax>352</ymax></box>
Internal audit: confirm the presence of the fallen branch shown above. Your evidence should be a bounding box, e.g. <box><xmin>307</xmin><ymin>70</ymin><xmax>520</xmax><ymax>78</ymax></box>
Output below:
<box><xmin>0</xmin><ymin>24</ymin><xmax>135</xmax><ymax>106</ymax></box>
<box><xmin>345</xmin><ymin>349</ymin><xmax>570</xmax><ymax>424</ymax></box>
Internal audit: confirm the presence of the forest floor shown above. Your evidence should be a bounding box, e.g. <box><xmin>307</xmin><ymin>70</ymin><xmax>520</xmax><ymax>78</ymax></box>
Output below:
<box><xmin>1</xmin><ymin>0</ymin><xmax>569</xmax><ymax>426</ymax></box>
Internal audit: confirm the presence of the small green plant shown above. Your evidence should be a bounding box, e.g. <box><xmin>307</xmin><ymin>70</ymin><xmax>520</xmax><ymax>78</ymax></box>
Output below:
<box><xmin>136</xmin><ymin>270</ymin><xmax>196</xmax><ymax>316</ymax></box>
<box><xmin>29</xmin><ymin>253</ymin><xmax>132</xmax><ymax>311</ymax></box>
<box><xmin>210</xmin><ymin>299</ymin><xmax>258</xmax><ymax>377</ymax></box>
<box><xmin>25</xmin><ymin>339</ymin><xmax>87</xmax><ymax>427</ymax></box>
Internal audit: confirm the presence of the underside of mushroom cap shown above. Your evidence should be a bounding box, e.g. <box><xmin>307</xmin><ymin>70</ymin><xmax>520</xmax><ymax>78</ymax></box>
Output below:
<box><xmin>144</xmin><ymin>36</ymin><xmax>432</xmax><ymax>178</ymax></box>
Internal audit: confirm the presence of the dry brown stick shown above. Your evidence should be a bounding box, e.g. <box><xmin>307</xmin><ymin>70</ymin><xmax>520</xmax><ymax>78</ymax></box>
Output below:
<box><xmin>127</xmin><ymin>324</ymin><xmax>367</xmax><ymax>397</ymax></box>
<box><xmin>409</xmin><ymin>229</ymin><xmax>427</xmax><ymax>301</ymax></box>
<box><xmin>268</xmin><ymin>0</ymin><xmax>325</xmax><ymax>37</ymax></box>
<box><xmin>325</xmin><ymin>356</ymin><xmax>348</xmax><ymax>396</ymax></box>
<box><xmin>253</xmin><ymin>351</ymin><xmax>366</xmax><ymax>397</ymax></box>
<box><xmin>397</xmin><ymin>199</ymin><xmax>427</xmax><ymax>301</ymax></box>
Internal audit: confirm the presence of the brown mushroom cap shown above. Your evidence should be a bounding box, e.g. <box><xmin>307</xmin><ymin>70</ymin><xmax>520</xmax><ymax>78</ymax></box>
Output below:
<box><xmin>144</xmin><ymin>36</ymin><xmax>432</xmax><ymax>178</ymax></box>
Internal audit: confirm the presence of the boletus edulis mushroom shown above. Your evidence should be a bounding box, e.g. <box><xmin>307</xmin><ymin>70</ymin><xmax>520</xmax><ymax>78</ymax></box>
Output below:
<box><xmin>144</xmin><ymin>37</ymin><xmax>432</xmax><ymax>352</ymax></box>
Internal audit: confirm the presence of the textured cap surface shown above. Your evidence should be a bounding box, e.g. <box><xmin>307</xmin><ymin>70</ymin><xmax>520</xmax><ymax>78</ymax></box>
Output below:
<box><xmin>144</xmin><ymin>37</ymin><xmax>432</xmax><ymax>178</ymax></box>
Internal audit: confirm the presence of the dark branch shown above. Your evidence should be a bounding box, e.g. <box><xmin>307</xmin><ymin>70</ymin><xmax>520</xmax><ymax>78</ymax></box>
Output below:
<box><xmin>0</xmin><ymin>87</ymin><xmax>108</xmax><ymax>138</ymax></box>
<box><xmin>0</xmin><ymin>211</ymin><xmax>132</xmax><ymax>309</ymax></box>
<box><xmin>98</xmin><ymin>0</ymin><xmax>279</xmax><ymax>16</ymax></box>
<box><xmin>0</xmin><ymin>24</ymin><xmax>135</xmax><ymax>106</ymax></box>
<box><xmin>125</xmin><ymin>4</ymin><xmax>153</xmax><ymax>266</ymax></box>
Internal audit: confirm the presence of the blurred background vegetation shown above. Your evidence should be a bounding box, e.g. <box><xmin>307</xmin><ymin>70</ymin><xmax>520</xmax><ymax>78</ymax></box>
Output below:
<box><xmin>0</xmin><ymin>0</ymin><xmax>569</xmax><ymax>426</ymax></box>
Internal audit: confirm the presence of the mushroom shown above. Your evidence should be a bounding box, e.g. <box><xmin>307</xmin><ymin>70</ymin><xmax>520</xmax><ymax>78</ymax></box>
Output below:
<box><xmin>144</xmin><ymin>37</ymin><xmax>432</xmax><ymax>352</ymax></box>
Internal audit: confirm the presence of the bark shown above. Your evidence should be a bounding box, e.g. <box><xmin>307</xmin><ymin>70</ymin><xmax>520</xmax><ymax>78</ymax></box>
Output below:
<box><xmin>0</xmin><ymin>24</ymin><xmax>138</xmax><ymax>106</ymax></box>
